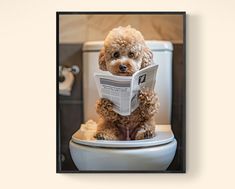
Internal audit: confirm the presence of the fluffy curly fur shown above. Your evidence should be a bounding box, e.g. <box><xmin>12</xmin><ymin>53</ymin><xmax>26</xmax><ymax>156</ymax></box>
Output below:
<box><xmin>95</xmin><ymin>26</ymin><xmax>159</xmax><ymax>140</ymax></box>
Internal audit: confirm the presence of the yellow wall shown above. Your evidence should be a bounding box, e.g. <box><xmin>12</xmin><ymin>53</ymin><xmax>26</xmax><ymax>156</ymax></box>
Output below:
<box><xmin>59</xmin><ymin>14</ymin><xmax>183</xmax><ymax>43</ymax></box>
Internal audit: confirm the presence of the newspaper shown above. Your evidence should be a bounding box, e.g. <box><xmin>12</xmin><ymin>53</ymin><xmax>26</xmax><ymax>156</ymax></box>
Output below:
<box><xmin>94</xmin><ymin>64</ymin><xmax>159</xmax><ymax>116</ymax></box>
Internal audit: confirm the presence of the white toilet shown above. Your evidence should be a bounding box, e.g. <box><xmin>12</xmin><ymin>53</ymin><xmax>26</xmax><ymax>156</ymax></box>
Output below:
<box><xmin>69</xmin><ymin>40</ymin><xmax>177</xmax><ymax>171</ymax></box>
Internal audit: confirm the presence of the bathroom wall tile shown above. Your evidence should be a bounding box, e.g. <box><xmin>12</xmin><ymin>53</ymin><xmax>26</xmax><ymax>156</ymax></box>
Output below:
<box><xmin>59</xmin><ymin>44</ymin><xmax>83</xmax><ymax>101</ymax></box>
<box><xmin>58</xmin><ymin>44</ymin><xmax>84</xmax><ymax>172</ymax></box>
<box><xmin>59</xmin><ymin>103</ymin><xmax>83</xmax><ymax>171</ymax></box>
<box><xmin>139</xmin><ymin>15</ymin><xmax>183</xmax><ymax>42</ymax></box>
<box><xmin>59</xmin><ymin>15</ymin><xmax>88</xmax><ymax>43</ymax></box>
<box><xmin>59</xmin><ymin>14</ymin><xmax>183</xmax><ymax>44</ymax></box>
<box><xmin>86</xmin><ymin>15</ymin><xmax>140</xmax><ymax>41</ymax></box>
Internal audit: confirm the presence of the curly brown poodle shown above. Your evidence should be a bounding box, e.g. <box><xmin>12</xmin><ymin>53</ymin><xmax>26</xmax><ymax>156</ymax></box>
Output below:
<box><xmin>95</xmin><ymin>26</ymin><xmax>159</xmax><ymax>140</ymax></box>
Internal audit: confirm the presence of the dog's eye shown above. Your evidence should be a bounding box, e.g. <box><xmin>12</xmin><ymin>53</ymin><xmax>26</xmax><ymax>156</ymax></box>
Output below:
<box><xmin>128</xmin><ymin>52</ymin><xmax>135</xmax><ymax>58</ymax></box>
<box><xmin>112</xmin><ymin>51</ymin><xmax>120</xmax><ymax>58</ymax></box>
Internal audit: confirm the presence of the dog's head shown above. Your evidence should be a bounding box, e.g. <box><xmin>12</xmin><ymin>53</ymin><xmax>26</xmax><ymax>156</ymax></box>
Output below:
<box><xmin>99</xmin><ymin>26</ymin><xmax>153</xmax><ymax>76</ymax></box>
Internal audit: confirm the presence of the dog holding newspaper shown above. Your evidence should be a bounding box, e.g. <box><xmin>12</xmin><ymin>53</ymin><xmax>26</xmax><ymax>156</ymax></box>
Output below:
<box><xmin>95</xmin><ymin>26</ymin><xmax>159</xmax><ymax>140</ymax></box>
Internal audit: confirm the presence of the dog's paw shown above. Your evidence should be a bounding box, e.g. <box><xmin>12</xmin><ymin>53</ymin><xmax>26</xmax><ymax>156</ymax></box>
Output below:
<box><xmin>95</xmin><ymin>132</ymin><xmax>119</xmax><ymax>140</ymax></box>
<box><xmin>144</xmin><ymin>130</ymin><xmax>155</xmax><ymax>139</ymax></box>
<box><xmin>135</xmin><ymin>128</ymin><xmax>155</xmax><ymax>140</ymax></box>
<box><xmin>138</xmin><ymin>90</ymin><xmax>159</xmax><ymax>118</ymax></box>
<box><xmin>95</xmin><ymin>133</ymin><xmax>107</xmax><ymax>140</ymax></box>
<box><xmin>96</xmin><ymin>98</ymin><xmax>118</xmax><ymax>119</ymax></box>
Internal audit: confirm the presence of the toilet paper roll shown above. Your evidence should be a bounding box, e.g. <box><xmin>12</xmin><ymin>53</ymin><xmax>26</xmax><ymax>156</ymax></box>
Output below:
<box><xmin>59</xmin><ymin>69</ymin><xmax>75</xmax><ymax>96</ymax></box>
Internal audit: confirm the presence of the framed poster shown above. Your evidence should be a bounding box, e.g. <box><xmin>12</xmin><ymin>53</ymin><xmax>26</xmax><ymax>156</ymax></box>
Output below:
<box><xmin>57</xmin><ymin>12</ymin><xmax>186</xmax><ymax>173</ymax></box>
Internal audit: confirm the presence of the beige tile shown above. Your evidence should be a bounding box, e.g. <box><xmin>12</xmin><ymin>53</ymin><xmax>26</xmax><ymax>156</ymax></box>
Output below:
<box><xmin>59</xmin><ymin>15</ymin><xmax>88</xmax><ymax>43</ymax></box>
<box><xmin>139</xmin><ymin>15</ymin><xmax>183</xmax><ymax>42</ymax></box>
<box><xmin>86</xmin><ymin>15</ymin><xmax>140</xmax><ymax>41</ymax></box>
<box><xmin>59</xmin><ymin>14</ymin><xmax>183</xmax><ymax>44</ymax></box>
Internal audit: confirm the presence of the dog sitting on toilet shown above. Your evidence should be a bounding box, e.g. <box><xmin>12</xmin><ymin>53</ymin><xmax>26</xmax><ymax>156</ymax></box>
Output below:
<box><xmin>95</xmin><ymin>26</ymin><xmax>160</xmax><ymax>140</ymax></box>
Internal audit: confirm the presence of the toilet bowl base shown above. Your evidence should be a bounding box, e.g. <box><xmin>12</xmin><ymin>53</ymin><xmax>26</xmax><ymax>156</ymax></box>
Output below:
<box><xmin>69</xmin><ymin>139</ymin><xmax>177</xmax><ymax>171</ymax></box>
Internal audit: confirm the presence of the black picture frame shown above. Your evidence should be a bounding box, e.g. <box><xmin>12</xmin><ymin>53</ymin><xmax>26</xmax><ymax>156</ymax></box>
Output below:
<box><xmin>56</xmin><ymin>11</ymin><xmax>186</xmax><ymax>173</ymax></box>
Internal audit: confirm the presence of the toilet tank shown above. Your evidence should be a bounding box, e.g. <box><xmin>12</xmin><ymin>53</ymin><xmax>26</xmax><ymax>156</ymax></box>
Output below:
<box><xmin>82</xmin><ymin>41</ymin><xmax>173</xmax><ymax>124</ymax></box>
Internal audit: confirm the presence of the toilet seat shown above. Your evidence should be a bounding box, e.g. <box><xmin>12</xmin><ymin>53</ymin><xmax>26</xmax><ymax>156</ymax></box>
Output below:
<box><xmin>71</xmin><ymin>124</ymin><xmax>174</xmax><ymax>148</ymax></box>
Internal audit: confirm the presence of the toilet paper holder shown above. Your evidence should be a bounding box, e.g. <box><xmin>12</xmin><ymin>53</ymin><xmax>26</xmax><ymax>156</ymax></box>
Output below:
<box><xmin>59</xmin><ymin>65</ymin><xmax>80</xmax><ymax>96</ymax></box>
<box><xmin>59</xmin><ymin>65</ymin><xmax>79</xmax><ymax>82</ymax></box>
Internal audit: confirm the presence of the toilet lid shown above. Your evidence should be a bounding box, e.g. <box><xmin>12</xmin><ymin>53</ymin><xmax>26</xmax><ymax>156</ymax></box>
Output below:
<box><xmin>71</xmin><ymin>124</ymin><xmax>175</xmax><ymax>148</ymax></box>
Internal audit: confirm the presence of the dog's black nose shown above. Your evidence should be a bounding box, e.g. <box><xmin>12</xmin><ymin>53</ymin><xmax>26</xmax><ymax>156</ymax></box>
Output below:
<box><xmin>119</xmin><ymin>64</ymin><xmax>127</xmax><ymax>72</ymax></box>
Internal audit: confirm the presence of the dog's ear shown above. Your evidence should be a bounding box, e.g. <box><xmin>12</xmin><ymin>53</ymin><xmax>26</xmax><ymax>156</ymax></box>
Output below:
<box><xmin>141</xmin><ymin>47</ymin><xmax>153</xmax><ymax>69</ymax></box>
<box><xmin>98</xmin><ymin>47</ymin><xmax>107</xmax><ymax>71</ymax></box>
